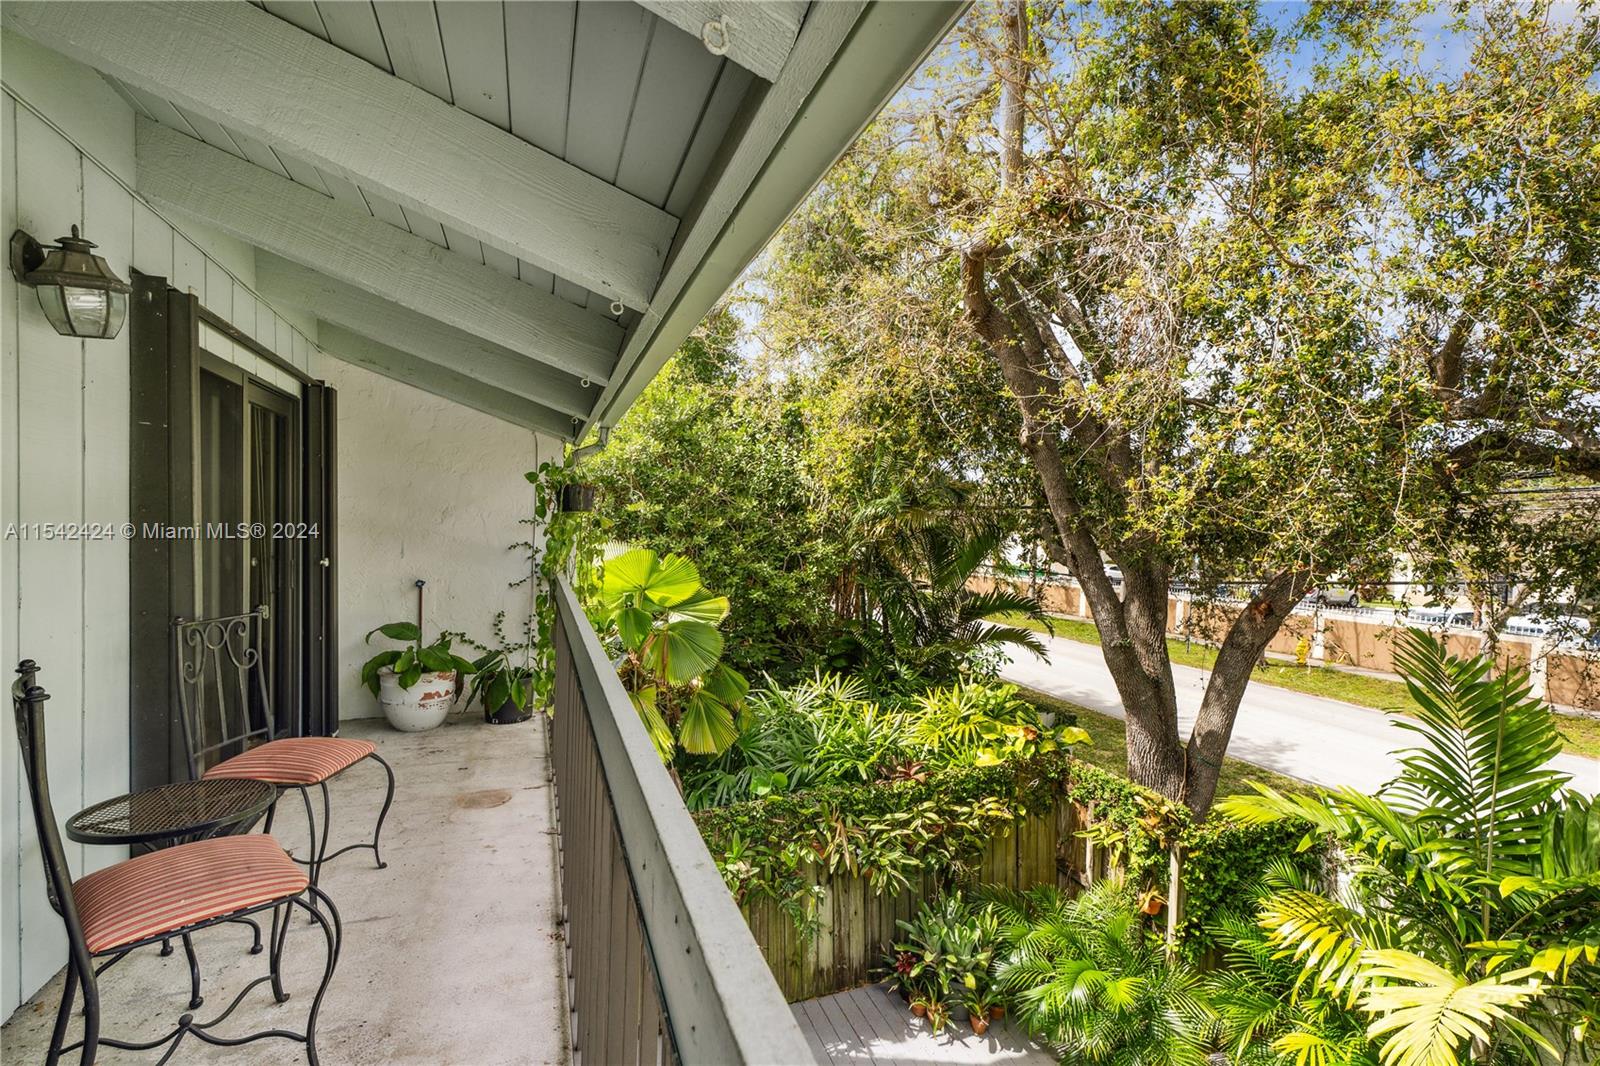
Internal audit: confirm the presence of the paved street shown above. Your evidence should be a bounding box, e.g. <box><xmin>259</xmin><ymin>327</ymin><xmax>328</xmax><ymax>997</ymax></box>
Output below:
<box><xmin>1001</xmin><ymin>631</ymin><xmax>1600</xmax><ymax>795</ymax></box>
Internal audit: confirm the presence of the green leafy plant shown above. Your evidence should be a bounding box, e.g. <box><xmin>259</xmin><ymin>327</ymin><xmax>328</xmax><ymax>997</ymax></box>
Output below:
<box><xmin>1219</xmin><ymin>632</ymin><xmax>1600</xmax><ymax>1066</ymax></box>
<box><xmin>360</xmin><ymin>621</ymin><xmax>476</xmax><ymax>694</ymax></box>
<box><xmin>517</xmin><ymin>457</ymin><xmax>605</xmax><ymax>715</ymax></box>
<box><xmin>988</xmin><ymin>880</ymin><xmax>1216</xmax><ymax>1064</ymax></box>
<box><xmin>597</xmin><ymin>548</ymin><xmax>749</xmax><ymax>758</ymax></box>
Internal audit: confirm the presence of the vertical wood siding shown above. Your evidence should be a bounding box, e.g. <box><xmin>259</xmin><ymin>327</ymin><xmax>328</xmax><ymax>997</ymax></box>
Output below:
<box><xmin>0</xmin><ymin>84</ymin><xmax>320</xmax><ymax>1016</ymax></box>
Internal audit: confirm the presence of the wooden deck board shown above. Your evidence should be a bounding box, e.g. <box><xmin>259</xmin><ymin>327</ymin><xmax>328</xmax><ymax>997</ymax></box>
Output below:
<box><xmin>793</xmin><ymin>986</ymin><xmax>1058</xmax><ymax>1065</ymax></box>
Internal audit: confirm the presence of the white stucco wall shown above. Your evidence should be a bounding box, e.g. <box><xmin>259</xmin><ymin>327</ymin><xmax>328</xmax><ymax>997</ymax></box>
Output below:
<box><xmin>316</xmin><ymin>357</ymin><xmax>557</xmax><ymax>721</ymax></box>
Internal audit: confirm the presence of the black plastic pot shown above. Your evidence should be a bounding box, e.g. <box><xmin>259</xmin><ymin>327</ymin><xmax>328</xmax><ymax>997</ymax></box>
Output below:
<box><xmin>484</xmin><ymin>697</ymin><xmax>534</xmax><ymax>725</ymax></box>
<box><xmin>560</xmin><ymin>483</ymin><xmax>596</xmax><ymax>512</ymax></box>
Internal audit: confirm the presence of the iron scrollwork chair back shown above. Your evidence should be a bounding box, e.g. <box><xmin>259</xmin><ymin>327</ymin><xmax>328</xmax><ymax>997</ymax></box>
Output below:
<box><xmin>175</xmin><ymin>607</ymin><xmax>274</xmax><ymax>780</ymax></box>
<box><xmin>12</xmin><ymin>662</ymin><xmax>89</xmax><ymax>941</ymax></box>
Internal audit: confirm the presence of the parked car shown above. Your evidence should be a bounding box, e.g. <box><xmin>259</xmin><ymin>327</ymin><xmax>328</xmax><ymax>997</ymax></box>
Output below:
<box><xmin>1402</xmin><ymin>606</ymin><xmax>1476</xmax><ymax>629</ymax></box>
<box><xmin>1311</xmin><ymin>584</ymin><xmax>1360</xmax><ymax>608</ymax></box>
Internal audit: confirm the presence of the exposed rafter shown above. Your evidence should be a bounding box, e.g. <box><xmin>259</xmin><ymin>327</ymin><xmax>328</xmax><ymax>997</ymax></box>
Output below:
<box><xmin>316</xmin><ymin>323</ymin><xmax>572</xmax><ymax>439</ymax></box>
<box><xmin>1</xmin><ymin>0</ymin><xmax>678</xmax><ymax>309</ymax></box>
<box><xmin>254</xmin><ymin>253</ymin><xmax>590</xmax><ymax>426</ymax></box>
<box><xmin>638</xmin><ymin>1</ymin><xmax>807</xmax><ymax>83</ymax></box>
<box><xmin>136</xmin><ymin>118</ymin><xmax>618</xmax><ymax>386</ymax></box>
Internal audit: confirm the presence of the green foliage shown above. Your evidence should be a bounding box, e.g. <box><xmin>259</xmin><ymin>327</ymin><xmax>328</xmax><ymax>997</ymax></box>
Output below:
<box><xmin>756</xmin><ymin>0</ymin><xmax>1600</xmax><ymax>811</ymax></box>
<box><xmin>583</xmin><ymin>351</ymin><xmax>839</xmax><ymax>675</ymax></box>
<box><xmin>988</xmin><ymin>881</ymin><xmax>1216</xmax><ymax>1064</ymax></box>
<box><xmin>889</xmin><ymin>893</ymin><xmax>998</xmax><ymax>1004</ymax></box>
<box><xmin>595</xmin><ymin>548</ymin><xmax>748</xmax><ymax>758</ymax></box>
<box><xmin>359</xmin><ymin>622</ymin><xmax>475</xmax><ymax>694</ymax></box>
<box><xmin>1218</xmin><ymin>632</ymin><xmax>1600</xmax><ymax>1065</ymax></box>
<box><xmin>679</xmin><ymin>675</ymin><xmax>1085</xmax><ymax>809</ymax></box>
<box><xmin>1203</xmin><ymin>864</ymin><xmax>1376</xmax><ymax>1066</ymax></box>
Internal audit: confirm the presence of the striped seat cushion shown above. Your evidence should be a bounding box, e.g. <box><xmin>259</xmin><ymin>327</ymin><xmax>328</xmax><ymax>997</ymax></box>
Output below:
<box><xmin>73</xmin><ymin>835</ymin><xmax>307</xmax><ymax>954</ymax></box>
<box><xmin>203</xmin><ymin>737</ymin><xmax>376</xmax><ymax>786</ymax></box>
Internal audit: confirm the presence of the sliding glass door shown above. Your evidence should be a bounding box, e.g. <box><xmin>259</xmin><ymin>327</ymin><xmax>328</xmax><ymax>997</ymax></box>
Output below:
<box><xmin>196</xmin><ymin>353</ymin><xmax>302</xmax><ymax>747</ymax></box>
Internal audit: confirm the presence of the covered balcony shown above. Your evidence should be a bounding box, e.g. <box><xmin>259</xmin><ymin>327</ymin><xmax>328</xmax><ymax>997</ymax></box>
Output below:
<box><xmin>0</xmin><ymin>2</ymin><xmax>963</xmax><ymax>1062</ymax></box>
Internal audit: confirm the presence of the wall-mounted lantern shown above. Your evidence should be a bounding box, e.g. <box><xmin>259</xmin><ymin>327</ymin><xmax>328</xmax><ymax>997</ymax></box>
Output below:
<box><xmin>9</xmin><ymin>225</ymin><xmax>131</xmax><ymax>340</ymax></box>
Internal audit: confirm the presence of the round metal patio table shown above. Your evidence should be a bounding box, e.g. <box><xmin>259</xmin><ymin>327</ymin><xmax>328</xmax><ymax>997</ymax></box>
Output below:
<box><xmin>65</xmin><ymin>778</ymin><xmax>277</xmax><ymax>846</ymax></box>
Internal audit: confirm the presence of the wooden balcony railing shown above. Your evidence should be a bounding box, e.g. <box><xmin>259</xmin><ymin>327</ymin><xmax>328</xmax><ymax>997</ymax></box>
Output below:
<box><xmin>549</xmin><ymin>578</ymin><xmax>813</xmax><ymax>1065</ymax></box>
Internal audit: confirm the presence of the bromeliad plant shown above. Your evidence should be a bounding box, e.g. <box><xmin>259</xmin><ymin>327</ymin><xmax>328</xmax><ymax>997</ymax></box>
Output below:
<box><xmin>597</xmin><ymin>548</ymin><xmax>749</xmax><ymax>759</ymax></box>
<box><xmin>360</xmin><ymin>621</ymin><xmax>477</xmax><ymax>694</ymax></box>
<box><xmin>1218</xmin><ymin>631</ymin><xmax>1600</xmax><ymax>1066</ymax></box>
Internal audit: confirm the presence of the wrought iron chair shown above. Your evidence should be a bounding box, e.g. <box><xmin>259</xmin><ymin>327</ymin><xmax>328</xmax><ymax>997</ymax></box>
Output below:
<box><xmin>13</xmin><ymin>660</ymin><xmax>341</xmax><ymax>1066</ymax></box>
<box><xmin>175</xmin><ymin>608</ymin><xmax>396</xmax><ymax>898</ymax></box>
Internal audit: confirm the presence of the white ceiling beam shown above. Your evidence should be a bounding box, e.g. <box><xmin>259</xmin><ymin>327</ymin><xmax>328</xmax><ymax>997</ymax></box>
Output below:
<box><xmin>638</xmin><ymin>1</ymin><xmax>807</xmax><ymax>83</ymax></box>
<box><xmin>316</xmin><ymin>323</ymin><xmax>573</xmax><ymax>439</ymax></box>
<box><xmin>136</xmin><ymin>118</ymin><xmax>618</xmax><ymax>386</ymax></box>
<box><xmin>2</xmin><ymin>0</ymin><xmax>677</xmax><ymax>309</ymax></box>
<box><xmin>255</xmin><ymin>253</ymin><xmax>591</xmax><ymax>424</ymax></box>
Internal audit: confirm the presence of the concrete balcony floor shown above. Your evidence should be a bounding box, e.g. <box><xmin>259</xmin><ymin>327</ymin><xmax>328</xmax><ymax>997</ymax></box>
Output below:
<box><xmin>1</xmin><ymin>714</ymin><xmax>568</xmax><ymax>1065</ymax></box>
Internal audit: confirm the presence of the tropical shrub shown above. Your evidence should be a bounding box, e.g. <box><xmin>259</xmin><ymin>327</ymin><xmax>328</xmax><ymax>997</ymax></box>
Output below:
<box><xmin>595</xmin><ymin>548</ymin><xmax>749</xmax><ymax>758</ymax></box>
<box><xmin>889</xmin><ymin>893</ymin><xmax>998</xmax><ymax>1005</ymax></box>
<box><xmin>987</xmin><ymin>881</ymin><xmax>1216</xmax><ymax>1063</ymax></box>
<box><xmin>1219</xmin><ymin>632</ymin><xmax>1600</xmax><ymax>1066</ymax></box>
<box><xmin>680</xmin><ymin>674</ymin><xmax>1085</xmax><ymax>809</ymax></box>
<box><xmin>583</xmin><ymin>349</ymin><xmax>841</xmax><ymax>674</ymax></box>
<box><xmin>1204</xmin><ymin>862</ymin><xmax>1375</xmax><ymax>1066</ymax></box>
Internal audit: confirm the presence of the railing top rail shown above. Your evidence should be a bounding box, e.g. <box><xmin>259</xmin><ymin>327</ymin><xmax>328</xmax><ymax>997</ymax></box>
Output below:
<box><xmin>554</xmin><ymin>578</ymin><xmax>814</xmax><ymax>1065</ymax></box>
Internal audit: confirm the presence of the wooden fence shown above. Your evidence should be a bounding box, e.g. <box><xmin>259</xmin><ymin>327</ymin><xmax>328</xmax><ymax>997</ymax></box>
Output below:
<box><xmin>742</xmin><ymin>801</ymin><xmax>1180</xmax><ymax>1002</ymax></box>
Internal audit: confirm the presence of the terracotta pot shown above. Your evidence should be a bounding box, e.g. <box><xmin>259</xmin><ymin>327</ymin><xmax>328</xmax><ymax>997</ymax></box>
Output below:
<box><xmin>1140</xmin><ymin>892</ymin><xmax>1166</xmax><ymax>916</ymax></box>
<box><xmin>910</xmin><ymin>1002</ymin><xmax>927</xmax><ymax>1018</ymax></box>
<box><xmin>970</xmin><ymin>1013</ymin><xmax>989</xmax><ymax>1036</ymax></box>
<box><xmin>989</xmin><ymin>1005</ymin><xmax>1005</xmax><ymax>1020</ymax></box>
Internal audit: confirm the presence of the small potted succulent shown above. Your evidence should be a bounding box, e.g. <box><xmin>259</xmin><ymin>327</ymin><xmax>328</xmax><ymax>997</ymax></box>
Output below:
<box><xmin>361</xmin><ymin>622</ymin><xmax>475</xmax><ymax>732</ymax></box>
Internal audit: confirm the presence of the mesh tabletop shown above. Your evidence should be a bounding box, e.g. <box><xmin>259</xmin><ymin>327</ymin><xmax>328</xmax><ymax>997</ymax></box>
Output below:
<box><xmin>66</xmin><ymin>779</ymin><xmax>277</xmax><ymax>845</ymax></box>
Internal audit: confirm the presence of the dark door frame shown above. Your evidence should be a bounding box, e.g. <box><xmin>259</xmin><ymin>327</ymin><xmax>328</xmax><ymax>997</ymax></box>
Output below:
<box><xmin>129</xmin><ymin>273</ymin><xmax>338</xmax><ymax>790</ymax></box>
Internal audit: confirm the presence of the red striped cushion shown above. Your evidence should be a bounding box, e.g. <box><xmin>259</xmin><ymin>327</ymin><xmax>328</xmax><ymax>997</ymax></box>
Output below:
<box><xmin>202</xmin><ymin>737</ymin><xmax>376</xmax><ymax>785</ymax></box>
<box><xmin>73</xmin><ymin>835</ymin><xmax>307</xmax><ymax>953</ymax></box>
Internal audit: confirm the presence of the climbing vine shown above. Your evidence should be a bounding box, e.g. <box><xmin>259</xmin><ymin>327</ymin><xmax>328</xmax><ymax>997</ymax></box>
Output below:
<box><xmin>518</xmin><ymin>456</ymin><xmax>606</xmax><ymax>713</ymax></box>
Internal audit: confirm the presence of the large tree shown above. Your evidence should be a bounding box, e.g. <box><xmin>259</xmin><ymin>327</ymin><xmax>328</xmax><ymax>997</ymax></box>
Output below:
<box><xmin>758</xmin><ymin>0</ymin><xmax>1600</xmax><ymax>814</ymax></box>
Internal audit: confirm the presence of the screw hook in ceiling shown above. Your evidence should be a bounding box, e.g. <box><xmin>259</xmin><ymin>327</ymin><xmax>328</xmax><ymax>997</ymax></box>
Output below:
<box><xmin>609</xmin><ymin>299</ymin><xmax>625</xmax><ymax>317</ymax></box>
<box><xmin>701</xmin><ymin>16</ymin><xmax>732</xmax><ymax>57</ymax></box>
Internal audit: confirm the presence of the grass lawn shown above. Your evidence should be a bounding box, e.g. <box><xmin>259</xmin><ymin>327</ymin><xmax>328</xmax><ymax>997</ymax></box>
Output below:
<box><xmin>1001</xmin><ymin>610</ymin><xmax>1600</xmax><ymax>761</ymax></box>
<box><xmin>1020</xmin><ymin>686</ymin><xmax>1316</xmax><ymax>799</ymax></box>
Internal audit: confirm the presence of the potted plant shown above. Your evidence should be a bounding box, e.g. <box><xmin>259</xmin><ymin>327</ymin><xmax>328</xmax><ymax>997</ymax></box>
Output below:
<box><xmin>908</xmin><ymin>994</ymin><xmax>930</xmax><ymax>1019</ymax></box>
<box><xmin>466</xmin><ymin>648</ymin><xmax>536</xmax><ymax>725</ymax></box>
<box><xmin>361</xmin><ymin>622</ymin><xmax>475</xmax><ymax>732</ymax></box>
<box><xmin>961</xmin><ymin>984</ymin><xmax>999</xmax><ymax>1035</ymax></box>
<box><xmin>922</xmin><ymin>998</ymin><xmax>950</xmax><ymax>1033</ymax></box>
<box><xmin>453</xmin><ymin>613</ymin><xmax>539</xmax><ymax>725</ymax></box>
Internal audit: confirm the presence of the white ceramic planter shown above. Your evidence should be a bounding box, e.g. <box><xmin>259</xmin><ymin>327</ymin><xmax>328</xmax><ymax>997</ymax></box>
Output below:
<box><xmin>377</xmin><ymin>667</ymin><xmax>456</xmax><ymax>731</ymax></box>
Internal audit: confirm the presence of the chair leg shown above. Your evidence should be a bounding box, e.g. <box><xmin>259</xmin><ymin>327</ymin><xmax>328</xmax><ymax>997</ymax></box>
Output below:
<box><xmin>296</xmin><ymin>886</ymin><xmax>343</xmax><ymax>1066</ymax></box>
<box><xmin>369</xmin><ymin>753</ymin><xmax>396</xmax><ymax>870</ymax></box>
<box><xmin>181</xmin><ymin>933</ymin><xmax>204</xmax><ymax>1010</ymax></box>
<box><xmin>315</xmin><ymin>782</ymin><xmax>333</xmax><ymax>883</ymax></box>
<box><xmin>45</xmin><ymin>957</ymin><xmax>77</xmax><ymax>1066</ymax></box>
<box><xmin>77</xmin><ymin>969</ymin><xmax>99</xmax><ymax>1066</ymax></box>
<box><xmin>269</xmin><ymin>904</ymin><xmax>291</xmax><ymax>1004</ymax></box>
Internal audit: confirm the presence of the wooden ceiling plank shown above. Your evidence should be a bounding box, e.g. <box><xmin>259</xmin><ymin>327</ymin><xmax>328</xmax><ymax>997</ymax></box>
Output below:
<box><xmin>615</xmin><ymin>19</ymin><xmax>724</xmax><ymax>206</ymax></box>
<box><xmin>636</xmin><ymin>1</ymin><xmax>807</xmax><ymax>83</ymax></box>
<box><xmin>435</xmin><ymin>1</ymin><xmax>510</xmax><ymax>131</ymax></box>
<box><xmin>370</xmin><ymin>0</ymin><xmax>452</xmax><ymax>100</ymax></box>
<box><xmin>504</xmin><ymin>0</ymin><xmax>573</xmax><ymax>156</ymax></box>
<box><xmin>4</xmin><ymin>0</ymin><xmax>677</xmax><ymax>309</ymax></box>
<box><xmin>313</xmin><ymin>0</ymin><xmax>392</xmax><ymax>71</ymax></box>
<box><xmin>136</xmin><ymin>119</ymin><xmax>619</xmax><ymax>385</ymax></box>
